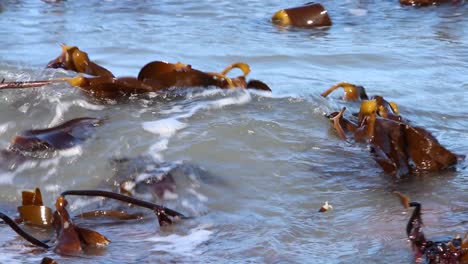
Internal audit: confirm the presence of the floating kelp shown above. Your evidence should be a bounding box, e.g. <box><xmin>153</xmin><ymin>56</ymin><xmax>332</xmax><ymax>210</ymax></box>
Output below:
<box><xmin>18</xmin><ymin>188</ymin><xmax>52</xmax><ymax>226</ymax></box>
<box><xmin>47</xmin><ymin>44</ymin><xmax>114</xmax><ymax>77</ymax></box>
<box><xmin>396</xmin><ymin>193</ymin><xmax>468</xmax><ymax>263</ymax></box>
<box><xmin>9</xmin><ymin>117</ymin><xmax>103</xmax><ymax>156</ymax></box>
<box><xmin>0</xmin><ymin>45</ymin><xmax>271</xmax><ymax>100</ymax></box>
<box><xmin>0</xmin><ymin>187</ymin><xmax>186</xmax><ymax>256</ymax></box>
<box><xmin>272</xmin><ymin>3</ymin><xmax>332</xmax><ymax>28</ymax></box>
<box><xmin>323</xmin><ymin>83</ymin><xmax>463</xmax><ymax>177</ymax></box>
<box><xmin>53</xmin><ymin>195</ymin><xmax>109</xmax><ymax>255</ymax></box>
<box><xmin>400</xmin><ymin>0</ymin><xmax>456</xmax><ymax>6</ymax></box>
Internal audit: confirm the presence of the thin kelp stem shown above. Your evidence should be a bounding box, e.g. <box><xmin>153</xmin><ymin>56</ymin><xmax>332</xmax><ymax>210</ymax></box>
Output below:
<box><xmin>0</xmin><ymin>80</ymin><xmax>54</xmax><ymax>90</ymax></box>
<box><xmin>61</xmin><ymin>190</ymin><xmax>186</xmax><ymax>218</ymax></box>
<box><xmin>0</xmin><ymin>212</ymin><xmax>50</xmax><ymax>249</ymax></box>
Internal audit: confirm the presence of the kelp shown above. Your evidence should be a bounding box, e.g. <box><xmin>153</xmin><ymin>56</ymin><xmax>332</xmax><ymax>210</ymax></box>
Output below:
<box><xmin>396</xmin><ymin>193</ymin><xmax>468</xmax><ymax>263</ymax></box>
<box><xmin>272</xmin><ymin>3</ymin><xmax>332</xmax><ymax>28</ymax></box>
<box><xmin>323</xmin><ymin>82</ymin><xmax>462</xmax><ymax>177</ymax></box>
<box><xmin>0</xmin><ymin>187</ymin><xmax>186</xmax><ymax>256</ymax></box>
<box><xmin>18</xmin><ymin>188</ymin><xmax>52</xmax><ymax>226</ymax></box>
<box><xmin>0</xmin><ymin>44</ymin><xmax>271</xmax><ymax>100</ymax></box>
<box><xmin>0</xmin><ymin>117</ymin><xmax>102</xmax><ymax>172</ymax></box>
<box><xmin>400</xmin><ymin>0</ymin><xmax>457</xmax><ymax>6</ymax></box>
<box><xmin>61</xmin><ymin>190</ymin><xmax>186</xmax><ymax>226</ymax></box>
<box><xmin>9</xmin><ymin>117</ymin><xmax>103</xmax><ymax>155</ymax></box>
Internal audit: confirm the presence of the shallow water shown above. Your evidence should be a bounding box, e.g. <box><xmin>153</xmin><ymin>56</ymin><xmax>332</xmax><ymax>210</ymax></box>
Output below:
<box><xmin>0</xmin><ymin>0</ymin><xmax>467</xmax><ymax>263</ymax></box>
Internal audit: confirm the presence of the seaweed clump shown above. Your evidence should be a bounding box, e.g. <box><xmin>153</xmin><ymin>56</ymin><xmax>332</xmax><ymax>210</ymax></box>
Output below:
<box><xmin>322</xmin><ymin>82</ymin><xmax>464</xmax><ymax>177</ymax></box>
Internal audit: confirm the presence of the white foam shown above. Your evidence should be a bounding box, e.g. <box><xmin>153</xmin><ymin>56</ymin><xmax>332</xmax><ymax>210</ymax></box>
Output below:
<box><xmin>143</xmin><ymin>118</ymin><xmax>188</xmax><ymax>138</ymax></box>
<box><xmin>146</xmin><ymin>225</ymin><xmax>212</xmax><ymax>255</ymax></box>
<box><xmin>143</xmin><ymin>90</ymin><xmax>252</xmax><ymax>160</ymax></box>
<box><xmin>48</xmin><ymin>99</ymin><xmax>104</xmax><ymax>127</ymax></box>
<box><xmin>349</xmin><ymin>8</ymin><xmax>368</xmax><ymax>16</ymax></box>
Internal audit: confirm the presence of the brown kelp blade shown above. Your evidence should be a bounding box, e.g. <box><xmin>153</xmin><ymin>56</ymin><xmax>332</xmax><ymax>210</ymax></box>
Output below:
<box><xmin>321</xmin><ymin>82</ymin><xmax>368</xmax><ymax>101</ymax></box>
<box><xmin>138</xmin><ymin>61</ymin><xmax>219</xmax><ymax>89</ymax></box>
<box><xmin>137</xmin><ymin>61</ymin><xmax>191</xmax><ymax>81</ymax></box>
<box><xmin>18</xmin><ymin>188</ymin><xmax>53</xmax><ymax>226</ymax></box>
<box><xmin>53</xmin><ymin>196</ymin><xmax>82</xmax><ymax>255</ymax></box>
<box><xmin>78</xmin><ymin>77</ymin><xmax>159</xmax><ymax>99</ymax></box>
<box><xmin>22</xmin><ymin>188</ymin><xmax>44</xmax><ymax>206</ymax></box>
<box><xmin>18</xmin><ymin>205</ymin><xmax>53</xmax><ymax>226</ymax></box>
<box><xmin>405</xmin><ymin>125</ymin><xmax>460</xmax><ymax>173</ymax></box>
<box><xmin>10</xmin><ymin>117</ymin><xmax>102</xmax><ymax>153</ymax></box>
<box><xmin>47</xmin><ymin>44</ymin><xmax>114</xmax><ymax>77</ymax></box>
<box><xmin>41</xmin><ymin>257</ymin><xmax>58</xmax><ymax>264</ymax></box>
<box><xmin>246</xmin><ymin>80</ymin><xmax>272</xmax><ymax>91</ymax></box>
<box><xmin>76</xmin><ymin>210</ymin><xmax>144</xmax><ymax>220</ymax></box>
<box><xmin>75</xmin><ymin>226</ymin><xmax>110</xmax><ymax>247</ymax></box>
<box><xmin>394</xmin><ymin>191</ymin><xmax>411</xmax><ymax>209</ymax></box>
<box><xmin>61</xmin><ymin>190</ymin><xmax>187</xmax><ymax>225</ymax></box>
<box><xmin>272</xmin><ymin>3</ymin><xmax>332</xmax><ymax>28</ymax></box>
<box><xmin>0</xmin><ymin>212</ymin><xmax>50</xmax><ymax>248</ymax></box>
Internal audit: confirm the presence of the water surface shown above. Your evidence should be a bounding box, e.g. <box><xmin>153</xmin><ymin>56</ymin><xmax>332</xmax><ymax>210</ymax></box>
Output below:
<box><xmin>0</xmin><ymin>0</ymin><xmax>467</xmax><ymax>263</ymax></box>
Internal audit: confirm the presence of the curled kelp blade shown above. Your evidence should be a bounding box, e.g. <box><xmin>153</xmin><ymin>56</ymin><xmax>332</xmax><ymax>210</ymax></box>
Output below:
<box><xmin>328</xmin><ymin>107</ymin><xmax>348</xmax><ymax>140</ymax></box>
<box><xmin>75</xmin><ymin>226</ymin><xmax>110</xmax><ymax>247</ymax></box>
<box><xmin>272</xmin><ymin>3</ymin><xmax>332</xmax><ymax>28</ymax></box>
<box><xmin>61</xmin><ymin>190</ymin><xmax>187</xmax><ymax>226</ymax></box>
<box><xmin>53</xmin><ymin>196</ymin><xmax>82</xmax><ymax>255</ymax></box>
<box><xmin>76</xmin><ymin>210</ymin><xmax>144</xmax><ymax>221</ymax></box>
<box><xmin>321</xmin><ymin>82</ymin><xmax>368</xmax><ymax>101</ymax></box>
<box><xmin>246</xmin><ymin>80</ymin><xmax>272</xmax><ymax>92</ymax></box>
<box><xmin>9</xmin><ymin>117</ymin><xmax>102</xmax><ymax>153</ymax></box>
<box><xmin>47</xmin><ymin>44</ymin><xmax>114</xmax><ymax>77</ymax></box>
<box><xmin>0</xmin><ymin>212</ymin><xmax>50</xmax><ymax>248</ymax></box>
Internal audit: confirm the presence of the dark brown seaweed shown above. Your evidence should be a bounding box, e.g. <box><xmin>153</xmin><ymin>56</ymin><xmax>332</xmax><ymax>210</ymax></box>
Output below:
<box><xmin>9</xmin><ymin>117</ymin><xmax>102</xmax><ymax>154</ymax></box>
<box><xmin>272</xmin><ymin>3</ymin><xmax>332</xmax><ymax>28</ymax></box>
<box><xmin>61</xmin><ymin>190</ymin><xmax>187</xmax><ymax>226</ymax></box>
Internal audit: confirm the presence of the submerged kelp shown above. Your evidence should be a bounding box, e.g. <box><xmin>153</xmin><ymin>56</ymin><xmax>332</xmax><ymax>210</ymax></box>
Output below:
<box><xmin>0</xmin><ymin>117</ymin><xmax>102</xmax><ymax>170</ymax></box>
<box><xmin>322</xmin><ymin>82</ymin><xmax>463</xmax><ymax>177</ymax></box>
